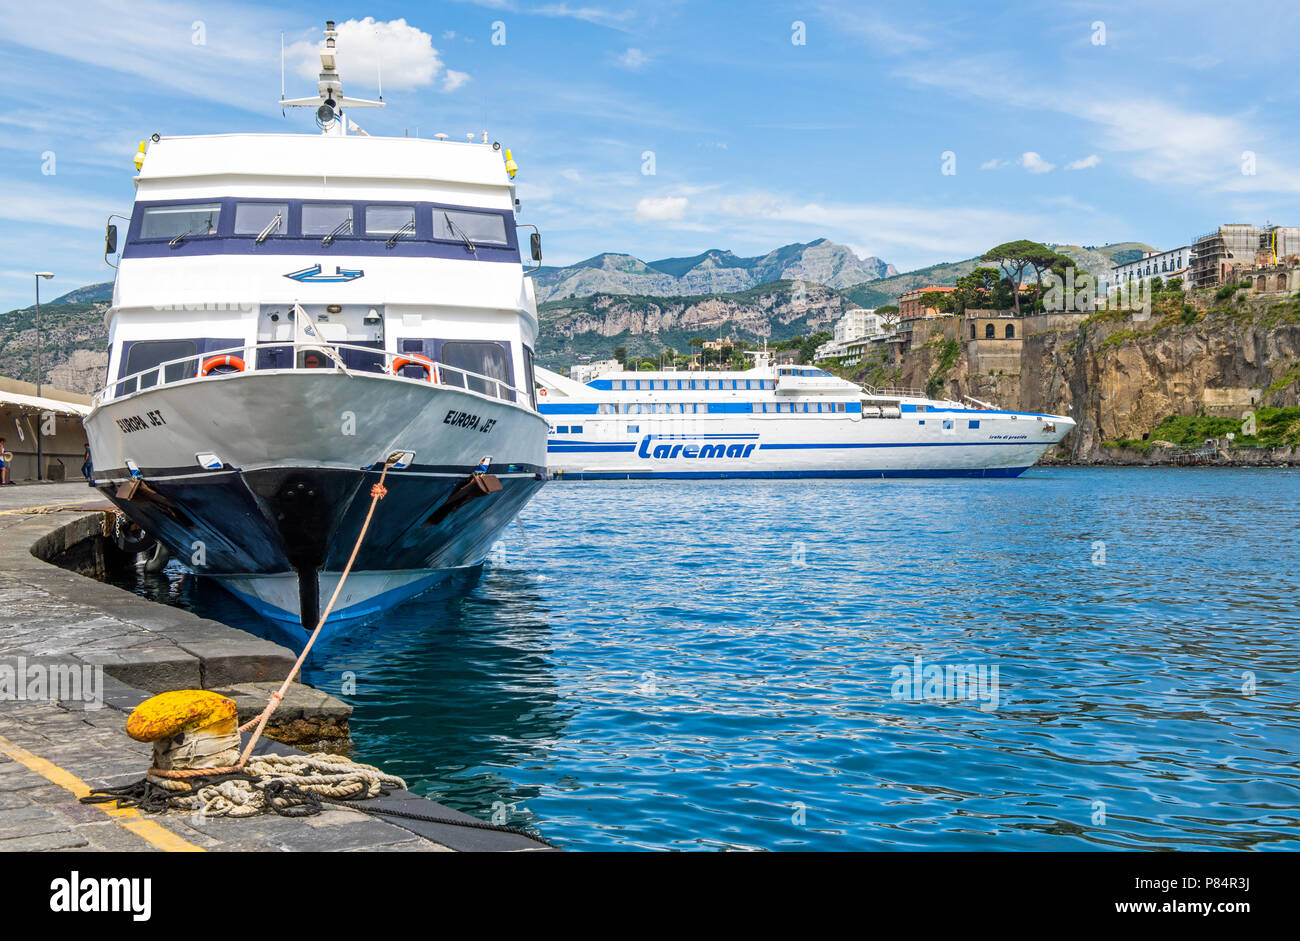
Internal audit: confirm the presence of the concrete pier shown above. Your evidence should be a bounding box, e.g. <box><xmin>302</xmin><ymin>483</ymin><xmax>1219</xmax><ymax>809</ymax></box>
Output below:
<box><xmin>0</xmin><ymin>482</ymin><xmax>549</xmax><ymax>852</ymax></box>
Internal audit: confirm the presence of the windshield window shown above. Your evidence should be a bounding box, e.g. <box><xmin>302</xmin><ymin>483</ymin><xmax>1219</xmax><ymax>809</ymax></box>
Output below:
<box><xmin>441</xmin><ymin>341</ymin><xmax>511</xmax><ymax>399</ymax></box>
<box><xmin>435</xmin><ymin>209</ymin><xmax>508</xmax><ymax>245</ymax></box>
<box><xmin>123</xmin><ymin>339</ymin><xmax>198</xmax><ymax>389</ymax></box>
<box><xmin>303</xmin><ymin>203</ymin><xmax>353</xmax><ymax>235</ymax></box>
<box><xmin>140</xmin><ymin>204</ymin><xmax>221</xmax><ymax>240</ymax></box>
<box><xmin>234</xmin><ymin>202</ymin><xmax>287</xmax><ymax>236</ymax></box>
<box><xmin>366</xmin><ymin>205</ymin><xmax>416</xmax><ymax>235</ymax></box>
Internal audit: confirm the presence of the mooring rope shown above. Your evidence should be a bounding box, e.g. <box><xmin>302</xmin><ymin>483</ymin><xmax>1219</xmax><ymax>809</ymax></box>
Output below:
<box><xmin>81</xmin><ymin>753</ymin><xmax>553</xmax><ymax>846</ymax></box>
<box><xmin>77</xmin><ymin>452</ymin><xmax>554</xmax><ymax>847</ymax></box>
<box><xmin>147</xmin><ymin>451</ymin><xmax>404</xmax><ymax>780</ymax></box>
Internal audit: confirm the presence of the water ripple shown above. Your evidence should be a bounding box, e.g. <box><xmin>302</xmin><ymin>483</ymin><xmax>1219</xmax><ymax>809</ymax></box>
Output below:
<box><xmin>117</xmin><ymin>467</ymin><xmax>1300</xmax><ymax>850</ymax></box>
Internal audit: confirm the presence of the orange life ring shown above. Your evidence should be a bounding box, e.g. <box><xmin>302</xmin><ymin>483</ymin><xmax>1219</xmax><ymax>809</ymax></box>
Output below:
<box><xmin>199</xmin><ymin>355</ymin><xmax>246</xmax><ymax>376</ymax></box>
<box><xmin>391</xmin><ymin>354</ymin><xmax>436</xmax><ymax>381</ymax></box>
<box><xmin>539</xmin><ymin>388</ymin><xmax>548</xmax><ymax>396</ymax></box>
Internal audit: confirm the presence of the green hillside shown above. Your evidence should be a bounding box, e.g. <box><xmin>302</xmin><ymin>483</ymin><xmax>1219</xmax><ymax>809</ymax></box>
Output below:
<box><xmin>842</xmin><ymin>241</ymin><xmax>1157</xmax><ymax>307</ymax></box>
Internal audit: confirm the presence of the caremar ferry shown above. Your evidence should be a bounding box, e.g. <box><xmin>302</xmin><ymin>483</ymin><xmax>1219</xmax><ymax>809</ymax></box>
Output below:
<box><xmin>535</xmin><ymin>351</ymin><xmax>1075</xmax><ymax>478</ymax></box>
<box><xmin>84</xmin><ymin>22</ymin><xmax>548</xmax><ymax>629</ymax></box>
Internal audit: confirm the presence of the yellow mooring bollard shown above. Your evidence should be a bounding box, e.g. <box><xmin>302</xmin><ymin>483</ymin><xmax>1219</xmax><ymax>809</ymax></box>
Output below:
<box><xmin>126</xmin><ymin>691</ymin><xmax>241</xmax><ymax>772</ymax></box>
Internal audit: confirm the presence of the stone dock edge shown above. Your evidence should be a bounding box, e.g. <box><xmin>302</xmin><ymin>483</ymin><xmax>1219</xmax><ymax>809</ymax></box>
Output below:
<box><xmin>0</xmin><ymin>483</ymin><xmax>551</xmax><ymax>852</ymax></box>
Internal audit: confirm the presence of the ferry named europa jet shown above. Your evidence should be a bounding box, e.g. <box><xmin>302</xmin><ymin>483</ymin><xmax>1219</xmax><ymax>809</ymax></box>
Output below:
<box><xmin>84</xmin><ymin>22</ymin><xmax>548</xmax><ymax>629</ymax></box>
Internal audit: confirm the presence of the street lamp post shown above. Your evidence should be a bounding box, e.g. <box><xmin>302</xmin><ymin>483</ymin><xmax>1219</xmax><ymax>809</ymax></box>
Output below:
<box><xmin>34</xmin><ymin>272</ymin><xmax>54</xmax><ymax>481</ymax></box>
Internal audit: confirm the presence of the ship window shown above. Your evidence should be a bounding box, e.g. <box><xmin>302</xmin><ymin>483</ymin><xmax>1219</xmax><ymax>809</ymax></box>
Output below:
<box><xmin>969</xmin><ymin>419</ymin><xmax>980</xmax><ymax>429</ymax></box>
<box><xmin>627</xmin><ymin>424</ymin><xmax>639</xmax><ymax>433</ymax></box>
<box><xmin>366</xmin><ymin>204</ymin><xmax>416</xmax><ymax>235</ymax></box>
<box><xmin>434</xmin><ymin>209</ymin><xmax>509</xmax><ymax>245</ymax></box>
<box><xmin>441</xmin><ymin>341</ymin><xmax>511</xmax><ymax>398</ymax></box>
<box><xmin>302</xmin><ymin>203</ymin><xmax>353</xmax><ymax>236</ymax></box>
<box><xmin>139</xmin><ymin>204</ymin><xmax>221</xmax><ymax>240</ymax></box>
<box><xmin>523</xmin><ymin>345</ymin><xmax>537</xmax><ymax>409</ymax></box>
<box><xmin>556</xmin><ymin>426</ymin><xmax>569</xmax><ymax>434</ymax></box>
<box><xmin>234</xmin><ymin>202</ymin><xmax>288</xmax><ymax>236</ymax></box>
<box><xmin>122</xmin><ymin>339</ymin><xmax>199</xmax><ymax>389</ymax></box>
<box><xmin>571</xmin><ymin>425</ymin><xmax>583</xmax><ymax>434</ymax></box>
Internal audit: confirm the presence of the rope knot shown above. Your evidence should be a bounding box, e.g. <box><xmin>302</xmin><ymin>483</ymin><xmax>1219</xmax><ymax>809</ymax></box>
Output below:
<box><xmin>370</xmin><ymin>482</ymin><xmax>388</xmax><ymax>499</ymax></box>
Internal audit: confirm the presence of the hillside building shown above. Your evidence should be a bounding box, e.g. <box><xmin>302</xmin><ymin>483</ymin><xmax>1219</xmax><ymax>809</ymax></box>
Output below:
<box><xmin>1108</xmin><ymin>246</ymin><xmax>1192</xmax><ymax>295</ymax></box>
<box><xmin>1190</xmin><ymin>224</ymin><xmax>1300</xmax><ymax>289</ymax></box>
<box><xmin>814</xmin><ymin>308</ymin><xmax>895</xmax><ymax>363</ymax></box>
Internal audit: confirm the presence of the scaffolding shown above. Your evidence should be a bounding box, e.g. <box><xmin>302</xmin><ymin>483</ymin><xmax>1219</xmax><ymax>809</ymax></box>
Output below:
<box><xmin>1190</xmin><ymin>224</ymin><xmax>1300</xmax><ymax>289</ymax></box>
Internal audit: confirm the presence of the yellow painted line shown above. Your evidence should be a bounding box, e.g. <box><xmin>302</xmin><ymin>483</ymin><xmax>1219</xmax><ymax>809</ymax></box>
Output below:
<box><xmin>0</xmin><ymin>733</ymin><xmax>204</xmax><ymax>853</ymax></box>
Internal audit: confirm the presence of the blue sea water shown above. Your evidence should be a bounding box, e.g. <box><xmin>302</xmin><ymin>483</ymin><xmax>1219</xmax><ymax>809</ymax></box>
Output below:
<box><xmin>122</xmin><ymin>468</ymin><xmax>1300</xmax><ymax>850</ymax></box>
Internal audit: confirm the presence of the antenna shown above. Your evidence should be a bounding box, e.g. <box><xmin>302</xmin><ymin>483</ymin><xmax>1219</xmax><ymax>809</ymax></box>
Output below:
<box><xmin>280</xmin><ymin>20</ymin><xmax>385</xmax><ymax>136</ymax></box>
<box><xmin>377</xmin><ymin>58</ymin><xmax>383</xmax><ymax>101</ymax></box>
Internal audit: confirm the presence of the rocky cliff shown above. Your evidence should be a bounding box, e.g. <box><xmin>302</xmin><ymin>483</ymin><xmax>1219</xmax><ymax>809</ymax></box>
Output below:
<box><xmin>889</xmin><ymin>291</ymin><xmax>1300</xmax><ymax>462</ymax></box>
<box><xmin>537</xmin><ymin>280</ymin><xmax>849</xmax><ymax>366</ymax></box>
<box><xmin>0</xmin><ymin>301</ymin><xmax>109</xmax><ymax>395</ymax></box>
<box><xmin>536</xmin><ymin>238</ymin><xmax>895</xmax><ymax>302</ymax></box>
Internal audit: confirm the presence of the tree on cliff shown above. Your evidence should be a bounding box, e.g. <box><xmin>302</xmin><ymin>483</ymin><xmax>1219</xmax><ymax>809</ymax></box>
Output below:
<box><xmin>950</xmin><ymin>267</ymin><xmax>1002</xmax><ymax>314</ymax></box>
<box><xmin>980</xmin><ymin>240</ymin><xmax>1065</xmax><ymax>314</ymax></box>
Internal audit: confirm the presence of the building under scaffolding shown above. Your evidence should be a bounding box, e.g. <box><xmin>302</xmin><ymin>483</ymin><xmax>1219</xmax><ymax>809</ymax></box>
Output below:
<box><xmin>1190</xmin><ymin>223</ymin><xmax>1300</xmax><ymax>289</ymax></box>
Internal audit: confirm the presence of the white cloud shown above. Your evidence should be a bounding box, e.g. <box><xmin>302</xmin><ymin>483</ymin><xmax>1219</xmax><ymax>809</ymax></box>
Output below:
<box><xmin>287</xmin><ymin>18</ymin><xmax>464</xmax><ymax>92</ymax></box>
<box><xmin>635</xmin><ymin>196</ymin><xmax>689</xmax><ymax>221</ymax></box>
<box><xmin>457</xmin><ymin>1</ymin><xmax>638</xmax><ymax>32</ymax></box>
<box><xmin>813</xmin><ymin>2</ymin><xmax>931</xmax><ymax>53</ymax></box>
<box><xmin>1020</xmin><ymin>152</ymin><xmax>1055</xmax><ymax>174</ymax></box>
<box><xmin>616</xmin><ymin>48</ymin><xmax>651</xmax><ymax>70</ymax></box>
<box><xmin>979</xmin><ymin>158</ymin><xmax>1005</xmax><ymax>170</ymax></box>
<box><xmin>893</xmin><ymin>56</ymin><xmax>1294</xmax><ymax>192</ymax></box>
<box><xmin>708</xmin><ymin>190</ymin><xmax>1064</xmax><ymax>260</ymax></box>
<box><xmin>1066</xmin><ymin>155</ymin><xmax>1100</xmax><ymax>170</ymax></box>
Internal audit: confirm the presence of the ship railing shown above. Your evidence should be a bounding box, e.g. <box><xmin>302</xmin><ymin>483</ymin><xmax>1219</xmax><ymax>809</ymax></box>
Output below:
<box><xmin>93</xmin><ymin>339</ymin><xmax>531</xmax><ymax>408</ymax></box>
<box><xmin>862</xmin><ymin>384</ymin><xmax>926</xmax><ymax>398</ymax></box>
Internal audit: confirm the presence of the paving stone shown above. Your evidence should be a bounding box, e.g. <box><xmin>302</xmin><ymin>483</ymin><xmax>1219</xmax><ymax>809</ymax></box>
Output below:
<box><xmin>0</xmin><ymin>829</ymin><xmax>91</xmax><ymax>851</ymax></box>
<box><xmin>0</xmin><ymin>486</ymin><xmax>548</xmax><ymax>853</ymax></box>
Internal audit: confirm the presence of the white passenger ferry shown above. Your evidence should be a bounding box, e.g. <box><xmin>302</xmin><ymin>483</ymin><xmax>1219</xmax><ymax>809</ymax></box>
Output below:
<box><xmin>535</xmin><ymin>352</ymin><xmax>1073</xmax><ymax>478</ymax></box>
<box><xmin>84</xmin><ymin>22</ymin><xmax>548</xmax><ymax>629</ymax></box>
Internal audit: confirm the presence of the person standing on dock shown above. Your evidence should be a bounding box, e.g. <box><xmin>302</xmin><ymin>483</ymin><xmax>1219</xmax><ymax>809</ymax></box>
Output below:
<box><xmin>0</xmin><ymin>438</ymin><xmax>11</xmax><ymax>485</ymax></box>
<box><xmin>81</xmin><ymin>443</ymin><xmax>93</xmax><ymax>484</ymax></box>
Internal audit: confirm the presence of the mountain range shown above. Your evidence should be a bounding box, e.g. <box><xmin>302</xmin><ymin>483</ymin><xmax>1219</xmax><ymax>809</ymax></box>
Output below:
<box><xmin>535</xmin><ymin>238</ymin><xmax>897</xmax><ymax>302</ymax></box>
<box><xmin>3</xmin><ymin>238</ymin><xmax>1160</xmax><ymax>389</ymax></box>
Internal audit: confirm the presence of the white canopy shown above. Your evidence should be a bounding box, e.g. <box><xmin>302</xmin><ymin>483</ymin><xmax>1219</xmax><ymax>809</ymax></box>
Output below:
<box><xmin>0</xmin><ymin>389</ymin><xmax>91</xmax><ymax>418</ymax></box>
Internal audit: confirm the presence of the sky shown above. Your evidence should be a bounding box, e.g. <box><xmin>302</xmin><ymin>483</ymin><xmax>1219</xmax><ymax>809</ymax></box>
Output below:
<box><xmin>3</xmin><ymin>0</ymin><xmax>1300</xmax><ymax>310</ymax></box>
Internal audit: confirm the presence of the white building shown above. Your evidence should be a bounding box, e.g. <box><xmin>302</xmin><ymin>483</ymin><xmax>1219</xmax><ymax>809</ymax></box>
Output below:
<box><xmin>569</xmin><ymin>359</ymin><xmax>622</xmax><ymax>384</ymax></box>
<box><xmin>815</xmin><ymin>308</ymin><xmax>893</xmax><ymax>362</ymax></box>
<box><xmin>1109</xmin><ymin>246</ymin><xmax>1192</xmax><ymax>295</ymax></box>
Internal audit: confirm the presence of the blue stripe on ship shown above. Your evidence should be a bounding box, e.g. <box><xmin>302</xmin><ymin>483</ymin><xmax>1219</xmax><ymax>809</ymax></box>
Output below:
<box><xmin>759</xmin><ymin>441</ymin><xmax>1035</xmax><ymax>449</ymax></box>
<box><xmin>556</xmin><ymin>467</ymin><xmax>1033</xmax><ymax>480</ymax></box>
<box><xmin>547</xmin><ymin>443</ymin><xmax>637</xmax><ymax>452</ymax></box>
